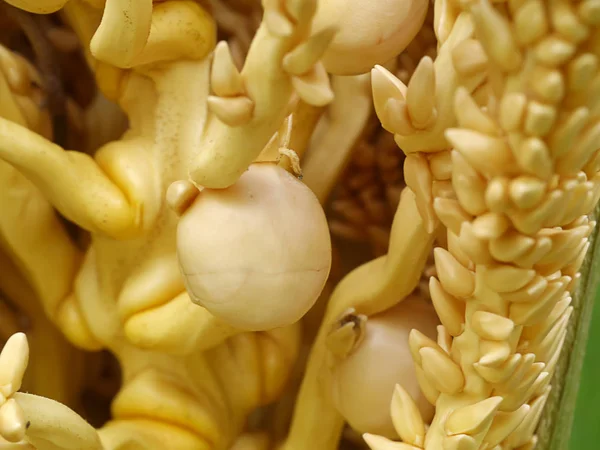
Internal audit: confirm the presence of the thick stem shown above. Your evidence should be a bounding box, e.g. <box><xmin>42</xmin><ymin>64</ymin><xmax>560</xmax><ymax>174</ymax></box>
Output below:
<box><xmin>188</xmin><ymin>22</ymin><xmax>302</xmax><ymax>189</ymax></box>
<box><xmin>302</xmin><ymin>74</ymin><xmax>372</xmax><ymax>204</ymax></box>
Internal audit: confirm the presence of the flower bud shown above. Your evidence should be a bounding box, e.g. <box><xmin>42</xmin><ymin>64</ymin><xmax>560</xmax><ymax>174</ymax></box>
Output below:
<box><xmin>314</xmin><ymin>0</ymin><xmax>429</xmax><ymax>75</ymax></box>
<box><xmin>176</xmin><ymin>163</ymin><xmax>332</xmax><ymax>331</ymax></box>
<box><xmin>331</xmin><ymin>295</ymin><xmax>439</xmax><ymax>437</ymax></box>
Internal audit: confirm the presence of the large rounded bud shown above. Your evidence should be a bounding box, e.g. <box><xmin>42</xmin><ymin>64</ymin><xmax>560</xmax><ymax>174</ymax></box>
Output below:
<box><xmin>331</xmin><ymin>296</ymin><xmax>439</xmax><ymax>438</ymax></box>
<box><xmin>176</xmin><ymin>163</ymin><xmax>332</xmax><ymax>331</ymax></box>
<box><xmin>314</xmin><ymin>0</ymin><xmax>429</xmax><ymax>75</ymax></box>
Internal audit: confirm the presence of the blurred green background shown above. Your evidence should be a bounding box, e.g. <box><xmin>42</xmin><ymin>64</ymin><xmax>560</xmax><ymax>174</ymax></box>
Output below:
<box><xmin>570</xmin><ymin>288</ymin><xmax>600</xmax><ymax>449</ymax></box>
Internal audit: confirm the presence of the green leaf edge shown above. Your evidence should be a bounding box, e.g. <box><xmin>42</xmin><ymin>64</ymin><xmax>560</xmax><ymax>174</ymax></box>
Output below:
<box><xmin>538</xmin><ymin>202</ymin><xmax>600</xmax><ymax>450</ymax></box>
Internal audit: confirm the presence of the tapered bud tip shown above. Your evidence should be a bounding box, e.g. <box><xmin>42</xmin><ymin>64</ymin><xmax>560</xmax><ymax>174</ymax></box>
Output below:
<box><xmin>167</xmin><ymin>180</ymin><xmax>201</xmax><ymax>216</ymax></box>
<box><xmin>3</xmin><ymin>333</ymin><xmax>28</xmax><ymax>356</ymax></box>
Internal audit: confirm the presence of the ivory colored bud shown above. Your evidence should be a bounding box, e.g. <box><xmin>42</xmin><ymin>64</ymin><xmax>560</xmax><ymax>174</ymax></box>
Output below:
<box><xmin>176</xmin><ymin>163</ymin><xmax>332</xmax><ymax>331</ymax></box>
<box><xmin>331</xmin><ymin>296</ymin><xmax>439</xmax><ymax>438</ymax></box>
<box><xmin>313</xmin><ymin>0</ymin><xmax>429</xmax><ymax>75</ymax></box>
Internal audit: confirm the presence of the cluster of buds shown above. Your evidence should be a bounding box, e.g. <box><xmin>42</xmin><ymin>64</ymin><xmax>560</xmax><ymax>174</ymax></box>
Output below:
<box><xmin>365</xmin><ymin>0</ymin><xmax>600</xmax><ymax>449</ymax></box>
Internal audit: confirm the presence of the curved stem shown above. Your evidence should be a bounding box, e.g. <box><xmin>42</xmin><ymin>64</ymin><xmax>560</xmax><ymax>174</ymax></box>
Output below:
<box><xmin>282</xmin><ymin>188</ymin><xmax>436</xmax><ymax>450</ymax></box>
<box><xmin>0</xmin><ymin>118</ymin><xmax>137</xmax><ymax>239</ymax></box>
<box><xmin>89</xmin><ymin>0</ymin><xmax>152</xmax><ymax>68</ymax></box>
